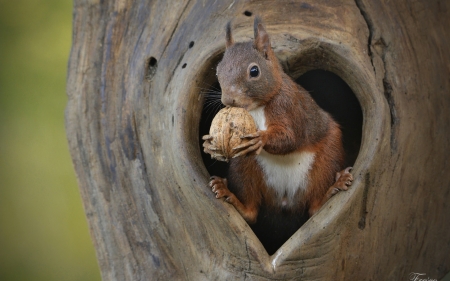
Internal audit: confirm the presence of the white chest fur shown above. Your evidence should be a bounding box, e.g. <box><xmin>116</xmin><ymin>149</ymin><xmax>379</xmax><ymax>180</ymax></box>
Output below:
<box><xmin>248</xmin><ymin>107</ymin><xmax>316</xmax><ymax>198</ymax></box>
<box><xmin>248</xmin><ymin>106</ymin><xmax>267</xmax><ymax>131</ymax></box>
<box><xmin>257</xmin><ymin>150</ymin><xmax>315</xmax><ymax>198</ymax></box>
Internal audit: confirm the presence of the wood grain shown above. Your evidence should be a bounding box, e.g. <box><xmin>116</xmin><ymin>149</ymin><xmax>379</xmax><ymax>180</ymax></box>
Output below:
<box><xmin>66</xmin><ymin>0</ymin><xmax>450</xmax><ymax>279</ymax></box>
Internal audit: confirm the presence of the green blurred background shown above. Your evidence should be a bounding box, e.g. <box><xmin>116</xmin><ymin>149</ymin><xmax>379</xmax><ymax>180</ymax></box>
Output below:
<box><xmin>0</xmin><ymin>0</ymin><xmax>101</xmax><ymax>280</ymax></box>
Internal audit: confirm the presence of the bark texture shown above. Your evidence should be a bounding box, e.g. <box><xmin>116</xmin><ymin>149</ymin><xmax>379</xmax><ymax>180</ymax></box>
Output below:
<box><xmin>66</xmin><ymin>0</ymin><xmax>450</xmax><ymax>279</ymax></box>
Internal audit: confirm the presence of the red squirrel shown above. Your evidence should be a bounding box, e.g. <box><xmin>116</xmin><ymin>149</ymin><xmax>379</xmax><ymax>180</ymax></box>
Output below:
<box><xmin>203</xmin><ymin>17</ymin><xmax>353</xmax><ymax>225</ymax></box>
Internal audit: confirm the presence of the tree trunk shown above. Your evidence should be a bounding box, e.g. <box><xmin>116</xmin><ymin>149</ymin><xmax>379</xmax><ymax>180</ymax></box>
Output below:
<box><xmin>66</xmin><ymin>0</ymin><xmax>450</xmax><ymax>280</ymax></box>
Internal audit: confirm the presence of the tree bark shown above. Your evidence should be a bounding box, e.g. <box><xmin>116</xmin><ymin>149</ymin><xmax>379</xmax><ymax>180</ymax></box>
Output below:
<box><xmin>66</xmin><ymin>0</ymin><xmax>450</xmax><ymax>280</ymax></box>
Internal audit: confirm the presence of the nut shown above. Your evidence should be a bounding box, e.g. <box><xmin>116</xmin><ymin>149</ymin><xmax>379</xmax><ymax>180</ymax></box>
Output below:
<box><xmin>208</xmin><ymin>107</ymin><xmax>257</xmax><ymax>161</ymax></box>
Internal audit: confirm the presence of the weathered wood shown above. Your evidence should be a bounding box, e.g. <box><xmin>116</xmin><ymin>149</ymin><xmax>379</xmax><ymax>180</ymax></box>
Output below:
<box><xmin>66</xmin><ymin>0</ymin><xmax>450</xmax><ymax>280</ymax></box>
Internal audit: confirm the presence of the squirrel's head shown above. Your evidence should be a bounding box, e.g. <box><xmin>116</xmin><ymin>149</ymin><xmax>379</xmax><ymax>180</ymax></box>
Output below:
<box><xmin>216</xmin><ymin>17</ymin><xmax>283</xmax><ymax>110</ymax></box>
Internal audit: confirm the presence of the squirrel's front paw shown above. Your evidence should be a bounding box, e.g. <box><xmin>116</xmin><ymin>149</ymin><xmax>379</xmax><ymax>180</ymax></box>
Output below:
<box><xmin>232</xmin><ymin>131</ymin><xmax>266</xmax><ymax>158</ymax></box>
<box><xmin>202</xmin><ymin>135</ymin><xmax>227</xmax><ymax>161</ymax></box>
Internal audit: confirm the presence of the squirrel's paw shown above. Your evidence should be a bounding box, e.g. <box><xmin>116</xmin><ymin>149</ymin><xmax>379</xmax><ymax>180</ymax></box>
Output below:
<box><xmin>209</xmin><ymin>176</ymin><xmax>231</xmax><ymax>199</ymax></box>
<box><xmin>232</xmin><ymin>131</ymin><xmax>265</xmax><ymax>158</ymax></box>
<box><xmin>324</xmin><ymin>167</ymin><xmax>353</xmax><ymax>199</ymax></box>
<box><xmin>335</xmin><ymin>167</ymin><xmax>353</xmax><ymax>190</ymax></box>
<box><xmin>202</xmin><ymin>135</ymin><xmax>226</xmax><ymax>161</ymax></box>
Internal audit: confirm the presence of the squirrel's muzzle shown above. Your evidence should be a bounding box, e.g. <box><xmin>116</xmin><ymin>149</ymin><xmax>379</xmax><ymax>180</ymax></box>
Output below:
<box><xmin>221</xmin><ymin>93</ymin><xmax>235</xmax><ymax>107</ymax></box>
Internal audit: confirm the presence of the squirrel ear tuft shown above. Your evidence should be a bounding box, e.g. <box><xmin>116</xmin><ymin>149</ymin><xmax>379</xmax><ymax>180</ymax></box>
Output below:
<box><xmin>226</xmin><ymin>21</ymin><xmax>234</xmax><ymax>48</ymax></box>
<box><xmin>253</xmin><ymin>16</ymin><xmax>271</xmax><ymax>59</ymax></box>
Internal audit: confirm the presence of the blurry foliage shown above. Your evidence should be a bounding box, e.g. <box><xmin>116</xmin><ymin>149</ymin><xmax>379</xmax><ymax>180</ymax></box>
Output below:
<box><xmin>0</xmin><ymin>0</ymin><xmax>101</xmax><ymax>280</ymax></box>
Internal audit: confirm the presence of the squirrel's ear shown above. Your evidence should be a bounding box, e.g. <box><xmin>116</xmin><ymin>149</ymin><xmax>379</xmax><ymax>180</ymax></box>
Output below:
<box><xmin>254</xmin><ymin>16</ymin><xmax>271</xmax><ymax>59</ymax></box>
<box><xmin>225</xmin><ymin>21</ymin><xmax>234</xmax><ymax>48</ymax></box>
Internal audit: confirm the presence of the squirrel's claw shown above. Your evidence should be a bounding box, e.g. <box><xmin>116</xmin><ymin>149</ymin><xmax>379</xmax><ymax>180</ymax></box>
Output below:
<box><xmin>202</xmin><ymin>134</ymin><xmax>214</xmax><ymax>141</ymax></box>
<box><xmin>333</xmin><ymin>167</ymin><xmax>353</xmax><ymax>191</ymax></box>
<box><xmin>204</xmin><ymin>146</ymin><xmax>226</xmax><ymax>161</ymax></box>
<box><xmin>232</xmin><ymin>140</ymin><xmax>263</xmax><ymax>158</ymax></box>
<box><xmin>202</xmin><ymin>136</ymin><xmax>228</xmax><ymax>162</ymax></box>
<box><xmin>213</xmin><ymin>154</ymin><xmax>228</xmax><ymax>162</ymax></box>
<box><xmin>203</xmin><ymin>142</ymin><xmax>215</xmax><ymax>152</ymax></box>
<box><xmin>232</xmin><ymin>130</ymin><xmax>266</xmax><ymax>158</ymax></box>
<box><xmin>232</xmin><ymin>130</ymin><xmax>265</xmax><ymax>158</ymax></box>
<box><xmin>232</xmin><ymin>138</ymin><xmax>260</xmax><ymax>150</ymax></box>
<box><xmin>323</xmin><ymin>167</ymin><xmax>354</xmax><ymax>201</ymax></box>
<box><xmin>203</xmin><ymin>144</ymin><xmax>219</xmax><ymax>151</ymax></box>
<box><xmin>240</xmin><ymin>131</ymin><xmax>261</xmax><ymax>139</ymax></box>
<box><xmin>209</xmin><ymin>176</ymin><xmax>231</xmax><ymax>199</ymax></box>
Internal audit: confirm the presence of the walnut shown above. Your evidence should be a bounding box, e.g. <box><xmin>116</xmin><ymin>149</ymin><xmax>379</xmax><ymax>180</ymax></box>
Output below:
<box><xmin>208</xmin><ymin>107</ymin><xmax>257</xmax><ymax>162</ymax></box>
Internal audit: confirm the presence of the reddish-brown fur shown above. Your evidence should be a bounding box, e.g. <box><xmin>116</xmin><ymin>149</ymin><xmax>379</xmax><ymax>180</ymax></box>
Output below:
<box><xmin>204</xmin><ymin>17</ymin><xmax>352</xmax><ymax>224</ymax></box>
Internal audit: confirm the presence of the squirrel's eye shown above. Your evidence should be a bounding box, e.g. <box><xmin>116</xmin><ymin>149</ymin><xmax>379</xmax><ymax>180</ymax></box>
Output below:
<box><xmin>249</xmin><ymin>65</ymin><xmax>259</xmax><ymax>78</ymax></box>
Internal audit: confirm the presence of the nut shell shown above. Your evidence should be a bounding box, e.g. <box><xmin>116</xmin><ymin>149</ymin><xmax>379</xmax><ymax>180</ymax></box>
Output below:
<box><xmin>209</xmin><ymin>107</ymin><xmax>257</xmax><ymax>161</ymax></box>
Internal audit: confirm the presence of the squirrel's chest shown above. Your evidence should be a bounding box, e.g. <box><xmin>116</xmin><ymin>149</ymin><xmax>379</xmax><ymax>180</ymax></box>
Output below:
<box><xmin>249</xmin><ymin>107</ymin><xmax>316</xmax><ymax>198</ymax></box>
<box><xmin>256</xmin><ymin>150</ymin><xmax>316</xmax><ymax>198</ymax></box>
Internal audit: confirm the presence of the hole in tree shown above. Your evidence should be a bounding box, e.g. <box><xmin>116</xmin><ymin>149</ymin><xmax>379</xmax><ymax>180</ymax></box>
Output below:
<box><xmin>296</xmin><ymin>69</ymin><xmax>363</xmax><ymax>167</ymax></box>
<box><xmin>146</xmin><ymin>56</ymin><xmax>157</xmax><ymax>81</ymax></box>
<box><xmin>244</xmin><ymin>10</ymin><xmax>252</xmax><ymax>17</ymax></box>
<box><xmin>198</xmin><ymin>64</ymin><xmax>362</xmax><ymax>255</ymax></box>
<box><xmin>199</xmin><ymin>84</ymin><xmax>227</xmax><ymax>171</ymax></box>
<box><xmin>148</xmin><ymin>56</ymin><xmax>157</xmax><ymax>67</ymax></box>
<box><xmin>182</xmin><ymin>63</ymin><xmax>187</xmax><ymax>69</ymax></box>
<box><xmin>189</xmin><ymin>41</ymin><xmax>195</xmax><ymax>48</ymax></box>
<box><xmin>198</xmin><ymin>55</ymin><xmax>227</xmax><ymax>179</ymax></box>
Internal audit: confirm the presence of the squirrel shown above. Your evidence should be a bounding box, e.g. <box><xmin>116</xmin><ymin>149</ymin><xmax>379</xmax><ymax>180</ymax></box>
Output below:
<box><xmin>202</xmin><ymin>17</ymin><xmax>353</xmax><ymax>225</ymax></box>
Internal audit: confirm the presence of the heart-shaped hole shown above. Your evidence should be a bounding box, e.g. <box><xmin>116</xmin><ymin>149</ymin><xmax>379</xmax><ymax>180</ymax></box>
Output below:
<box><xmin>198</xmin><ymin>53</ymin><xmax>362</xmax><ymax>255</ymax></box>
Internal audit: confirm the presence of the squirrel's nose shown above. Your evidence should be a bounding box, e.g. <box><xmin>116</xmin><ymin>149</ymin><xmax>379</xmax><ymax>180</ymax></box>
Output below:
<box><xmin>221</xmin><ymin>94</ymin><xmax>235</xmax><ymax>106</ymax></box>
